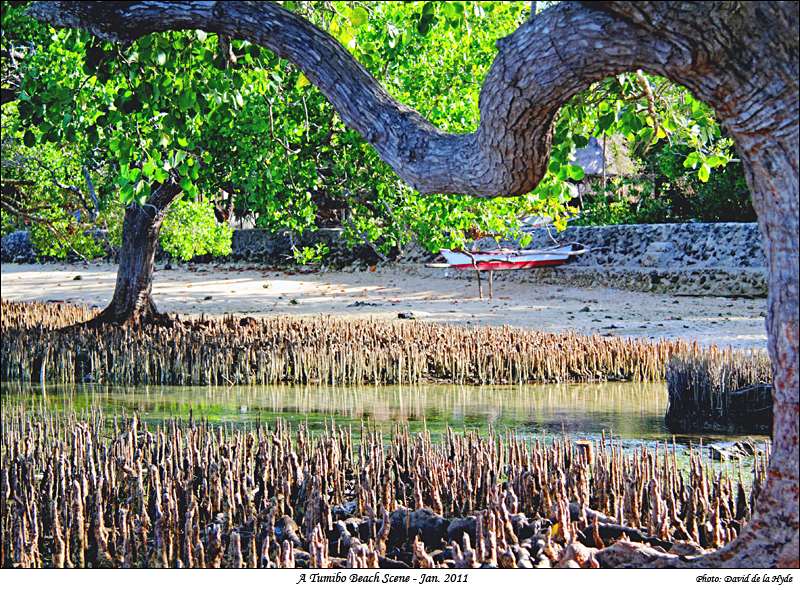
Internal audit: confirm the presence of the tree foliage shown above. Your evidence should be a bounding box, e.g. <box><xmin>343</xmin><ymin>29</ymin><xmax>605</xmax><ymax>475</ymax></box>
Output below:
<box><xmin>2</xmin><ymin>1</ymin><xmax>747</xmax><ymax>262</ymax></box>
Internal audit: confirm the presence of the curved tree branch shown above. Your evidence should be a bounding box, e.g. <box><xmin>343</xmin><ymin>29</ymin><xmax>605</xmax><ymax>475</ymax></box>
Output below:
<box><xmin>20</xmin><ymin>1</ymin><xmax>727</xmax><ymax>197</ymax></box>
<box><xmin>21</xmin><ymin>1</ymin><xmax>799</xmax><ymax>195</ymax></box>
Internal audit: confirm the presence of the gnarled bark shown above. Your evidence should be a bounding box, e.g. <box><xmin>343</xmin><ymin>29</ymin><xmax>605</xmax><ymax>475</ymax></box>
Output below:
<box><xmin>85</xmin><ymin>181</ymin><xmax>181</xmax><ymax>326</ymax></box>
<box><xmin>27</xmin><ymin>0</ymin><xmax>798</xmax><ymax>566</ymax></box>
<box><xmin>24</xmin><ymin>1</ymin><xmax>699</xmax><ymax>196</ymax></box>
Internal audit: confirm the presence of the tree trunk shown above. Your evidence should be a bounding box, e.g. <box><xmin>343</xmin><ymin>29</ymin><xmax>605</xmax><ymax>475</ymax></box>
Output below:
<box><xmin>705</xmin><ymin>133</ymin><xmax>799</xmax><ymax>568</ymax></box>
<box><xmin>591</xmin><ymin>3</ymin><xmax>799</xmax><ymax>566</ymax></box>
<box><xmin>86</xmin><ymin>181</ymin><xmax>181</xmax><ymax>326</ymax></box>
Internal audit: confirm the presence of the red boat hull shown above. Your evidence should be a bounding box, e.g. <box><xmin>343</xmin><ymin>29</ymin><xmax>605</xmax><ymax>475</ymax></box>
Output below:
<box><xmin>451</xmin><ymin>259</ymin><xmax>568</xmax><ymax>271</ymax></box>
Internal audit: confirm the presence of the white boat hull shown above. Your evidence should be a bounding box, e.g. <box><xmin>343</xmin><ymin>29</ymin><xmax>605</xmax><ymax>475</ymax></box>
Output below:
<box><xmin>439</xmin><ymin>246</ymin><xmax>575</xmax><ymax>270</ymax></box>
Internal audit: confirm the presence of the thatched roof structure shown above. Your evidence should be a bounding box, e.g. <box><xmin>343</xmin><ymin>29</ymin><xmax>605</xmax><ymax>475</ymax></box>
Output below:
<box><xmin>570</xmin><ymin>136</ymin><xmax>635</xmax><ymax>177</ymax></box>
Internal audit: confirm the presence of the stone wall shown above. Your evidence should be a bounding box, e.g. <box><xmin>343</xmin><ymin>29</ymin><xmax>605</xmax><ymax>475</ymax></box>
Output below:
<box><xmin>225</xmin><ymin>228</ymin><xmax>384</xmax><ymax>266</ymax></box>
<box><xmin>0</xmin><ymin>231</ymin><xmax>35</xmax><ymax>263</ymax></box>
<box><xmin>0</xmin><ymin>227</ymin><xmax>384</xmax><ymax>267</ymax></box>
<box><xmin>472</xmin><ymin>222</ymin><xmax>766</xmax><ymax>297</ymax></box>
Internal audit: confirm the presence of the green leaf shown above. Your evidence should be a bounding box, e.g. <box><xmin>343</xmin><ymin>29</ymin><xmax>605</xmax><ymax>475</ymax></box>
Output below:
<box><xmin>23</xmin><ymin>130</ymin><xmax>36</xmax><ymax>148</ymax></box>
<box><xmin>597</xmin><ymin>112</ymin><xmax>615</xmax><ymax>133</ymax></box>
<box><xmin>350</xmin><ymin>6</ymin><xmax>368</xmax><ymax>27</ymax></box>
<box><xmin>637</xmin><ymin>127</ymin><xmax>654</xmax><ymax>147</ymax></box>
<box><xmin>153</xmin><ymin>167</ymin><xmax>169</xmax><ymax>183</ymax></box>
<box><xmin>134</xmin><ymin>178</ymin><xmax>147</xmax><ymax>196</ymax></box>
<box><xmin>566</xmin><ymin>165</ymin><xmax>585</xmax><ymax>181</ymax></box>
<box><xmin>683</xmin><ymin>152</ymin><xmax>700</xmax><ymax>169</ymax></box>
<box><xmin>120</xmin><ymin>96</ymin><xmax>142</xmax><ymax>114</ymax></box>
<box><xmin>417</xmin><ymin>15</ymin><xmax>435</xmax><ymax>35</ymax></box>
<box><xmin>417</xmin><ymin>4</ymin><xmax>437</xmax><ymax>35</ymax></box>
<box><xmin>178</xmin><ymin>91</ymin><xmax>195</xmax><ymax>110</ymax></box>
<box><xmin>119</xmin><ymin>183</ymin><xmax>134</xmax><ymax>203</ymax></box>
<box><xmin>341</xmin><ymin>29</ymin><xmax>356</xmax><ymax>50</ymax></box>
<box><xmin>295</xmin><ymin>73</ymin><xmax>310</xmax><ymax>89</ymax></box>
<box><xmin>698</xmin><ymin>163</ymin><xmax>711</xmax><ymax>183</ymax></box>
<box><xmin>142</xmin><ymin>159</ymin><xmax>156</xmax><ymax>178</ymax></box>
<box><xmin>171</xmin><ymin>150</ymin><xmax>187</xmax><ymax>167</ymax></box>
<box><xmin>706</xmin><ymin>155</ymin><xmax>728</xmax><ymax>167</ymax></box>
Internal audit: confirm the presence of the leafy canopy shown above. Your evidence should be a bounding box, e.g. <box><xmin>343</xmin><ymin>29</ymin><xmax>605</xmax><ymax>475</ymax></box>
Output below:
<box><xmin>2</xmin><ymin>1</ymin><xmax>741</xmax><ymax>261</ymax></box>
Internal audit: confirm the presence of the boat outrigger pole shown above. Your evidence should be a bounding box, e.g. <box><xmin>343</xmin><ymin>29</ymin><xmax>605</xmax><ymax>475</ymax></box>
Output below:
<box><xmin>434</xmin><ymin>243</ymin><xmax>587</xmax><ymax>299</ymax></box>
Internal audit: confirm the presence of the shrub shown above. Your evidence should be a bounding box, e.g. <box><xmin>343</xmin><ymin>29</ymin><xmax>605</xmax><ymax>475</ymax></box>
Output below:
<box><xmin>159</xmin><ymin>199</ymin><xmax>232</xmax><ymax>261</ymax></box>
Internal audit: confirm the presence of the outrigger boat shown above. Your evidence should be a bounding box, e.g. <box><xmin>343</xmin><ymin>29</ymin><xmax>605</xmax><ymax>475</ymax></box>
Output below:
<box><xmin>433</xmin><ymin>243</ymin><xmax>586</xmax><ymax>299</ymax></box>
<box><xmin>439</xmin><ymin>244</ymin><xmax>577</xmax><ymax>270</ymax></box>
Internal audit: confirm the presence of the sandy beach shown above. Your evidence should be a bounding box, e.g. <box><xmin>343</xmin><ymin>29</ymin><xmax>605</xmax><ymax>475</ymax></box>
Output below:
<box><xmin>1</xmin><ymin>261</ymin><xmax>767</xmax><ymax>349</ymax></box>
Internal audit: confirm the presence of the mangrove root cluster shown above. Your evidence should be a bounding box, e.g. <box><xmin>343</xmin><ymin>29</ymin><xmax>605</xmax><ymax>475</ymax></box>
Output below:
<box><xmin>1</xmin><ymin>405</ymin><xmax>768</xmax><ymax>568</ymax></box>
<box><xmin>2</xmin><ymin>300</ymin><xmax>697</xmax><ymax>386</ymax></box>
<box><xmin>666</xmin><ymin>350</ymin><xmax>772</xmax><ymax>434</ymax></box>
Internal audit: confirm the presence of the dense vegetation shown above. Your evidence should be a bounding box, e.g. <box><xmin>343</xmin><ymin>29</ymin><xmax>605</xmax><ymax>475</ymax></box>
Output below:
<box><xmin>1</xmin><ymin>1</ymin><xmax>752</xmax><ymax>264</ymax></box>
<box><xmin>575</xmin><ymin>151</ymin><xmax>755</xmax><ymax>226</ymax></box>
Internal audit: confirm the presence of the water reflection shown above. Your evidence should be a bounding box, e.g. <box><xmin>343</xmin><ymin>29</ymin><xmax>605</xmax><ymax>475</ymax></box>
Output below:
<box><xmin>2</xmin><ymin>380</ymin><xmax>760</xmax><ymax>447</ymax></box>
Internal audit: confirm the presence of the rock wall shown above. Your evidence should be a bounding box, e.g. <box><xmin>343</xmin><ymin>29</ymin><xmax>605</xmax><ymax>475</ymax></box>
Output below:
<box><xmin>0</xmin><ymin>231</ymin><xmax>35</xmax><ymax>263</ymax></box>
<box><xmin>524</xmin><ymin>222</ymin><xmax>766</xmax><ymax>269</ymax></box>
<box><xmin>0</xmin><ymin>227</ymin><xmax>384</xmax><ymax>267</ymax></box>
<box><xmin>226</xmin><ymin>228</ymin><xmax>384</xmax><ymax>266</ymax></box>
<box><xmin>470</xmin><ymin>222</ymin><xmax>767</xmax><ymax>298</ymax></box>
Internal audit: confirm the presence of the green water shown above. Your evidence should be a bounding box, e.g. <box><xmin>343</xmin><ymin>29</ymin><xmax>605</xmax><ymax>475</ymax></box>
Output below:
<box><xmin>1</xmin><ymin>381</ymin><xmax>766</xmax><ymax>451</ymax></box>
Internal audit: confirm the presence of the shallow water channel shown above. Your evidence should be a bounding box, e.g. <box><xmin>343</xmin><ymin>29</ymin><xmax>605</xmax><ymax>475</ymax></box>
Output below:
<box><xmin>2</xmin><ymin>381</ymin><xmax>766</xmax><ymax>453</ymax></box>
